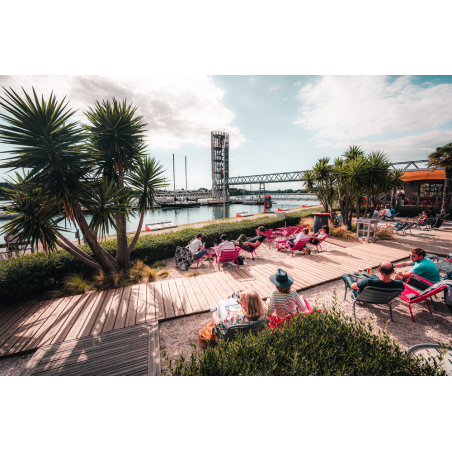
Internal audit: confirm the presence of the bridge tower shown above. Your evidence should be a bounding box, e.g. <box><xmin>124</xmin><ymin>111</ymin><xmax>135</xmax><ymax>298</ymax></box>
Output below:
<box><xmin>211</xmin><ymin>131</ymin><xmax>229</xmax><ymax>200</ymax></box>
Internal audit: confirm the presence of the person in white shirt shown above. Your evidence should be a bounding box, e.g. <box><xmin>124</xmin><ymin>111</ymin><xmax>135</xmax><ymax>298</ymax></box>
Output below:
<box><xmin>216</xmin><ymin>233</ymin><xmax>236</xmax><ymax>257</ymax></box>
<box><xmin>188</xmin><ymin>233</ymin><xmax>207</xmax><ymax>259</ymax></box>
<box><xmin>309</xmin><ymin>225</ymin><xmax>329</xmax><ymax>245</ymax></box>
<box><xmin>287</xmin><ymin>227</ymin><xmax>310</xmax><ymax>249</ymax></box>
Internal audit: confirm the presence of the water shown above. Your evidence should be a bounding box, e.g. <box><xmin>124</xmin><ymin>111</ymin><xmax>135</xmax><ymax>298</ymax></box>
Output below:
<box><xmin>0</xmin><ymin>200</ymin><xmax>317</xmax><ymax>244</ymax></box>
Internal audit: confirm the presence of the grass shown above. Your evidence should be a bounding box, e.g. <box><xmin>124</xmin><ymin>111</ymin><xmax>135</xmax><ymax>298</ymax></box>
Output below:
<box><xmin>185</xmin><ymin>270</ymin><xmax>204</xmax><ymax>277</ymax></box>
<box><xmin>151</xmin><ymin>260</ymin><xmax>167</xmax><ymax>269</ymax></box>
<box><xmin>64</xmin><ymin>273</ymin><xmax>90</xmax><ymax>294</ymax></box>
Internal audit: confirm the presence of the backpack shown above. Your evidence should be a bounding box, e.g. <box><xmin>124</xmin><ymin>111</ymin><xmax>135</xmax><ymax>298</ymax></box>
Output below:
<box><xmin>174</xmin><ymin>246</ymin><xmax>194</xmax><ymax>271</ymax></box>
<box><xmin>234</xmin><ymin>255</ymin><xmax>245</xmax><ymax>266</ymax></box>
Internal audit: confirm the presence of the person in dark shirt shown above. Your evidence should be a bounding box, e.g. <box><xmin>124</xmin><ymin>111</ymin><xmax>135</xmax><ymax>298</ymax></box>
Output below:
<box><xmin>232</xmin><ymin>226</ymin><xmax>266</xmax><ymax>252</ymax></box>
<box><xmin>350</xmin><ymin>261</ymin><xmax>405</xmax><ymax>294</ymax></box>
<box><xmin>427</xmin><ymin>208</ymin><xmax>435</xmax><ymax>219</ymax></box>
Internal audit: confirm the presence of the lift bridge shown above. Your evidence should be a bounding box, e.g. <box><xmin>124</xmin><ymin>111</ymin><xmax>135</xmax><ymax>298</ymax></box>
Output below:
<box><xmin>157</xmin><ymin>160</ymin><xmax>428</xmax><ymax>202</ymax></box>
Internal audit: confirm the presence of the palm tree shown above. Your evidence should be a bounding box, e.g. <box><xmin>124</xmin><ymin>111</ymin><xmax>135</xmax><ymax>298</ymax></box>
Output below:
<box><xmin>312</xmin><ymin>157</ymin><xmax>332</xmax><ymax>212</ymax></box>
<box><xmin>345</xmin><ymin>155</ymin><xmax>370</xmax><ymax>220</ymax></box>
<box><xmin>428</xmin><ymin>143</ymin><xmax>452</xmax><ymax>210</ymax></box>
<box><xmin>364</xmin><ymin>150</ymin><xmax>391</xmax><ymax>216</ymax></box>
<box><xmin>0</xmin><ymin>87</ymin><xmax>167</xmax><ymax>275</ymax></box>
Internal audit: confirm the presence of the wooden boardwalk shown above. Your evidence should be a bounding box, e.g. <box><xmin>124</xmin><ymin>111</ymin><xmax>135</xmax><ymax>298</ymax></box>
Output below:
<box><xmin>20</xmin><ymin>322</ymin><xmax>160</xmax><ymax>376</ymax></box>
<box><xmin>0</xmin><ymin>242</ymin><xmax>409</xmax><ymax>358</ymax></box>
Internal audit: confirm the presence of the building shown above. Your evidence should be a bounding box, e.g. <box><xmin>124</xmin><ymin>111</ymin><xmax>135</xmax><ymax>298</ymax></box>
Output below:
<box><xmin>211</xmin><ymin>131</ymin><xmax>229</xmax><ymax>200</ymax></box>
<box><xmin>395</xmin><ymin>160</ymin><xmax>449</xmax><ymax>206</ymax></box>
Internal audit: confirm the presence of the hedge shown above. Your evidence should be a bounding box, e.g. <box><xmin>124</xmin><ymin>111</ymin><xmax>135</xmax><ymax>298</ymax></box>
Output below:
<box><xmin>166</xmin><ymin>306</ymin><xmax>447</xmax><ymax>376</ymax></box>
<box><xmin>0</xmin><ymin>209</ymin><xmax>316</xmax><ymax>306</ymax></box>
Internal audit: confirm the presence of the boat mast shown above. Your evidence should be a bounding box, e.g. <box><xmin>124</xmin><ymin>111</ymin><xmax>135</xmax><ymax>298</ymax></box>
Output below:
<box><xmin>185</xmin><ymin>155</ymin><xmax>187</xmax><ymax>201</ymax></box>
<box><xmin>173</xmin><ymin>154</ymin><xmax>176</xmax><ymax>202</ymax></box>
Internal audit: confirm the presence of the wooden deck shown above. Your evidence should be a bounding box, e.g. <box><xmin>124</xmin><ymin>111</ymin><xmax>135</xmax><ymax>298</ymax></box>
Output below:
<box><xmin>20</xmin><ymin>321</ymin><xmax>160</xmax><ymax>376</ymax></box>
<box><xmin>0</xmin><ymin>242</ymin><xmax>409</xmax><ymax>358</ymax></box>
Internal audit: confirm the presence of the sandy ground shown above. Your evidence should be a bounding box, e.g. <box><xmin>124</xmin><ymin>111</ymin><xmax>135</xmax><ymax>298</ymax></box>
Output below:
<box><xmin>0</xmin><ymin>353</ymin><xmax>32</xmax><ymax>376</ymax></box>
<box><xmin>159</xmin><ymin>263</ymin><xmax>452</xmax><ymax>375</ymax></box>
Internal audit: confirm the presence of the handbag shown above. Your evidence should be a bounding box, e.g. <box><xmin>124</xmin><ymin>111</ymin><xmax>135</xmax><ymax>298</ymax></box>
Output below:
<box><xmin>198</xmin><ymin>321</ymin><xmax>219</xmax><ymax>348</ymax></box>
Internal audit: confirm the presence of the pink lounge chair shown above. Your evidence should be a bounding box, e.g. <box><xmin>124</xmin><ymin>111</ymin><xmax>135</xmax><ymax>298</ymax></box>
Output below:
<box><xmin>399</xmin><ymin>274</ymin><xmax>446</xmax><ymax>322</ymax></box>
<box><xmin>186</xmin><ymin>245</ymin><xmax>206</xmax><ymax>268</ymax></box>
<box><xmin>217</xmin><ymin>247</ymin><xmax>241</xmax><ymax>271</ymax></box>
<box><xmin>270</xmin><ymin>227</ymin><xmax>297</xmax><ymax>249</ymax></box>
<box><xmin>240</xmin><ymin>240</ymin><xmax>263</xmax><ymax>260</ymax></box>
<box><xmin>268</xmin><ymin>299</ymin><xmax>321</xmax><ymax>331</ymax></box>
<box><xmin>310</xmin><ymin>233</ymin><xmax>330</xmax><ymax>253</ymax></box>
<box><xmin>285</xmin><ymin>237</ymin><xmax>310</xmax><ymax>257</ymax></box>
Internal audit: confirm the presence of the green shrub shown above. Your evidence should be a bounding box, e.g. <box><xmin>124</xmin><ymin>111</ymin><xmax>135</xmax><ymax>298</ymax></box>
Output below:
<box><xmin>166</xmin><ymin>308</ymin><xmax>446</xmax><ymax>376</ymax></box>
<box><xmin>0</xmin><ymin>209</ymin><xmax>316</xmax><ymax>305</ymax></box>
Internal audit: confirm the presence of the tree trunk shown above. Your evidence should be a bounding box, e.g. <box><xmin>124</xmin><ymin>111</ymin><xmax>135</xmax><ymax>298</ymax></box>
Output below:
<box><xmin>73</xmin><ymin>200</ymin><xmax>119</xmax><ymax>274</ymax></box>
<box><xmin>355</xmin><ymin>192</ymin><xmax>360</xmax><ymax>220</ymax></box>
<box><xmin>441</xmin><ymin>168</ymin><xmax>452</xmax><ymax>210</ymax></box>
<box><xmin>321</xmin><ymin>180</ymin><xmax>328</xmax><ymax>212</ymax></box>
<box><xmin>115</xmin><ymin>162</ymin><xmax>130</xmax><ymax>271</ymax></box>
<box><xmin>57</xmin><ymin>235</ymin><xmax>102</xmax><ymax>270</ymax></box>
<box><xmin>127</xmin><ymin>209</ymin><xmax>145</xmax><ymax>255</ymax></box>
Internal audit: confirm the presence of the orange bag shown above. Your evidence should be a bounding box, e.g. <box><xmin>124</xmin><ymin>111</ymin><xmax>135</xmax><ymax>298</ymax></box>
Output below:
<box><xmin>199</xmin><ymin>321</ymin><xmax>219</xmax><ymax>348</ymax></box>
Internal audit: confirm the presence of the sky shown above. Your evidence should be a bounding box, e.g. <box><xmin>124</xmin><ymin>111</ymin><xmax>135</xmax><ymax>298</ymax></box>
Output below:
<box><xmin>1</xmin><ymin>75</ymin><xmax>452</xmax><ymax>191</ymax></box>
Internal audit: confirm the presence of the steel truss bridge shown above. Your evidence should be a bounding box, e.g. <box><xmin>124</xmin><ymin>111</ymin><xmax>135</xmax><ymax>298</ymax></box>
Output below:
<box><xmin>156</xmin><ymin>192</ymin><xmax>318</xmax><ymax>201</ymax></box>
<box><xmin>157</xmin><ymin>160</ymin><xmax>430</xmax><ymax>201</ymax></box>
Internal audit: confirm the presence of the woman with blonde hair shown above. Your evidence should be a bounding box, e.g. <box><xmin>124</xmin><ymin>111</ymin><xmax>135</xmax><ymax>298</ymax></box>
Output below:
<box><xmin>210</xmin><ymin>290</ymin><xmax>267</xmax><ymax>333</ymax></box>
<box><xmin>268</xmin><ymin>269</ymin><xmax>307</xmax><ymax>318</ymax></box>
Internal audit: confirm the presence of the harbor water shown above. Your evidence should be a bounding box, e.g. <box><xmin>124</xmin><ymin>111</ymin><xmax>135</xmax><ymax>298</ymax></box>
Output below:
<box><xmin>0</xmin><ymin>200</ymin><xmax>317</xmax><ymax>244</ymax></box>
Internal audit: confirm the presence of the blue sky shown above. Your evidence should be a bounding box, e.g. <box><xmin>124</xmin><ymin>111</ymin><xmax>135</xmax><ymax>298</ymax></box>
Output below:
<box><xmin>1</xmin><ymin>75</ymin><xmax>452</xmax><ymax>190</ymax></box>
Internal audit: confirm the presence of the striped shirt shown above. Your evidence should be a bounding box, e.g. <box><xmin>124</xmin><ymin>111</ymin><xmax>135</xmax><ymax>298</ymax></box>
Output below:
<box><xmin>268</xmin><ymin>289</ymin><xmax>307</xmax><ymax>318</ymax></box>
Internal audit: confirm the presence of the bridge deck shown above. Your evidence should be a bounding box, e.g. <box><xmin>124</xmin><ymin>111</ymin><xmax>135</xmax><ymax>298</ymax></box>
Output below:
<box><xmin>0</xmin><ymin>242</ymin><xmax>408</xmax><ymax>358</ymax></box>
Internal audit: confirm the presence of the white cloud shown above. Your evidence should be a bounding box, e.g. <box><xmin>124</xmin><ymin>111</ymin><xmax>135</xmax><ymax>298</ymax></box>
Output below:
<box><xmin>0</xmin><ymin>75</ymin><xmax>247</xmax><ymax>150</ymax></box>
<box><xmin>270</xmin><ymin>84</ymin><xmax>281</xmax><ymax>91</ymax></box>
<box><xmin>282</xmin><ymin>98</ymin><xmax>289</xmax><ymax>102</ymax></box>
<box><xmin>293</xmin><ymin>75</ymin><xmax>452</xmax><ymax>152</ymax></box>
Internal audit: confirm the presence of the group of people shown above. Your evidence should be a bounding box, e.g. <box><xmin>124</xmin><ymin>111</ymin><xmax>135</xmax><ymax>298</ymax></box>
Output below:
<box><xmin>210</xmin><ymin>268</ymin><xmax>308</xmax><ymax>333</ymax></box>
<box><xmin>348</xmin><ymin>247</ymin><xmax>440</xmax><ymax>296</ymax></box>
<box><xmin>378</xmin><ymin>205</ymin><xmax>396</xmax><ymax>219</ymax></box>
<box><xmin>187</xmin><ymin>226</ymin><xmax>268</xmax><ymax>261</ymax></box>
<box><xmin>286</xmin><ymin>225</ymin><xmax>329</xmax><ymax>250</ymax></box>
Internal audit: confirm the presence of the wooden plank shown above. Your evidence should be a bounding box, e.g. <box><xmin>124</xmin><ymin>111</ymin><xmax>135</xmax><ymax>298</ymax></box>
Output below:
<box><xmin>135</xmin><ymin>284</ymin><xmax>148</xmax><ymax>324</ymax></box>
<box><xmin>0</xmin><ymin>307</ymin><xmax>15</xmax><ymax>329</ymax></box>
<box><xmin>78</xmin><ymin>291</ymin><xmax>109</xmax><ymax>338</ymax></box>
<box><xmin>173</xmin><ymin>277</ymin><xmax>195</xmax><ymax>314</ymax></box>
<box><xmin>159</xmin><ymin>280</ymin><xmax>176</xmax><ymax>319</ymax></box>
<box><xmin>188</xmin><ymin>275</ymin><xmax>215</xmax><ymax>310</ymax></box>
<box><xmin>65</xmin><ymin>293</ymin><xmax>101</xmax><ymax>342</ymax></box>
<box><xmin>228</xmin><ymin>269</ymin><xmax>269</xmax><ymax>299</ymax></box>
<box><xmin>125</xmin><ymin>285</ymin><xmax>140</xmax><ymax>328</ymax></box>
<box><xmin>20</xmin><ymin>348</ymin><xmax>47</xmax><ymax>376</ymax></box>
<box><xmin>166</xmin><ymin>278</ymin><xmax>185</xmax><ymax>316</ymax></box>
<box><xmin>114</xmin><ymin>286</ymin><xmax>132</xmax><ymax>330</ymax></box>
<box><xmin>0</xmin><ymin>303</ymin><xmax>42</xmax><ymax>356</ymax></box>
<box><xmin>153</xmin><ymin>282</ymin><xmax>167</xmax><ymax>319</ymax></box>
<box><xmin>49</xmin><ymin>294</ymin><xmax>87</xmax><ymax>345</ymax></box>
<box><xmin>12</xmin><ymin>299</ymin><xmax>63</xmax><ymax>354</ymax></box>
<box><xmin>208</xmin><ymin>272</ymin><xmax>236</xmax><ymax>298</ymax></box>
<box><xmin>148</xmin><ymin>321</ymin><xmax>160</xmax><ymax>376</ymax></box>
<box><xmin>194</xmin><ymin>273</ymin><xmax>226</xmax><ymax>303</ymax></box>
<box><xmin>35</xmin><ymin>297</ymin><xmax>75</xmax><ymax>348</ymax></box>
<box><xmin>101</xmin><ymin>288</ymin><xmax>123</xmax><ymax>333</ymax></box>
<box><xmin>0</xmin><ymin>304</ymin><xmax>35</xmax><ymax>345</ymax></box>
<box><xmin>178</xmin><ymin>277</ymin><xmax>202</xmax><ymax>313</ymax></box>
<box><xmin>90</xmin><ymin>290</ymin><xmax>116</xmax><ymax>336</ymax></box>
<box><xmin>144</xmin><ymin>283</ymin><xmax>156</xmax><ymax>321</ymax></box>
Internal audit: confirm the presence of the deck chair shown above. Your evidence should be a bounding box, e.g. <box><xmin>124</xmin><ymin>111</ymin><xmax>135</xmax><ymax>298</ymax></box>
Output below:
<box><xmin>240</xmin><ymin>240</ymin><xmax>262</xmax><ymax>260</ymax></box>
<box><xmin>399</xmin><ymin>274</ymin><xmax>447</xmax><ymax>322</ymax></box>
<box><xmin>311</xmin><ymin>233</ymin><xmax>330</xmax><ymax>252</ymax></box>
<box><xmin>352</xmin><ymin>286</ymin><xmax>403</xmax><ymax>321</ymax></box>
<box><xmin>285</xmin><ymin>237</ymin><xmax>310</xmax><ymax>257</ymax></box>
<box><xmin>402</xmin><ymin>222</ymin><xmax>418</xmax><ymax>235</ymax></box>
<box><xmin>217</xmin><ymin>248</ymin><xmax>241</xmax><ymax>271</ymax></box>
<box><xmin>382</xmin><ymin>212</ymin><xmax>400</xmax><ymax>221</ymax></box>
<box><xmin>418</xmin><ymin>218</ymin><xmax>434</xmax><ymax>230</ymax></box>
<box><xmin>213</xmin><ymin>317</ymin><xmax>265</xmax><ymax>340</ymax></box>
<box><xmin>268</xmin><ymin>299</ymin><xmax>319</xmax><ymax>330</ymax></box>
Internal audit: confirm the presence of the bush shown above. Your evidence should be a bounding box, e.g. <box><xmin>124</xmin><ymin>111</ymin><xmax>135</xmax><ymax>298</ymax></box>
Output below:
<box><xmin>166</xmin><ymin>308</ymin><xmax>446</xmax><ymax>376</ymax></box>
<box><xmin>0</xmin><ymin>209</ymin><xmax>317</xmax><ymax>306</ymax></box>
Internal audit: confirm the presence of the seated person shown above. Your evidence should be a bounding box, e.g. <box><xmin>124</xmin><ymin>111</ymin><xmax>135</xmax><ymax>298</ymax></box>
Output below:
<box><xmin>393</xmin><ymin>247</ymin><xmax>441</xmax><ymax>288</ymax></box>
<box><xmin>349</xmin><ymin>262</ymin><xmax>405</xmax><ymax>295</ymax></box>
<box><xmin>309</xmin><ymin>225</ymin><xmax>329</xmax><ymax>245</ymax></box>
<box><xmin>389</xmin><ymin>206</ymin><xmax>396</xmax><ymax>216</ymax></box>
<box><xmin>232</xmin><ymin>226</ymin><xmax>266</xmax><ymax>252</ymax></box>
<box><xmin>417</xmin><ymin>211</ymin><xmax>428</xmax><ymax>223</ymax></box>
<box><xmin>267</xmin><ymin>268</ymin><xmax>307</xmax><ymax>318</ymax></box>
<box><xmin>427</xmin><ymin>207</ymin><xmax>435</xmax><ymax>218</ymax></box>
<box><xmin>216</xmin><ymin>233</ymin><xmax>236</xmax><ymax>257</ymax></box>
<box><xmin>210</xmin><ymin>290</ymin><xmax>267</xmax><ymax>333</ymax></box>
<box><xmin>188</xmin><ymin>233</ymin><xmax>207</xmax><ymax>259</ymax></box>
<box><xmin>287</xmin><ymin>227</ymin><xmax>310</xmax><ymax>249</ymax></box>
<box><xmin>379</xmin><ymin>205</ymin><xmax>391</xmax><ymax>218</ymax></box>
